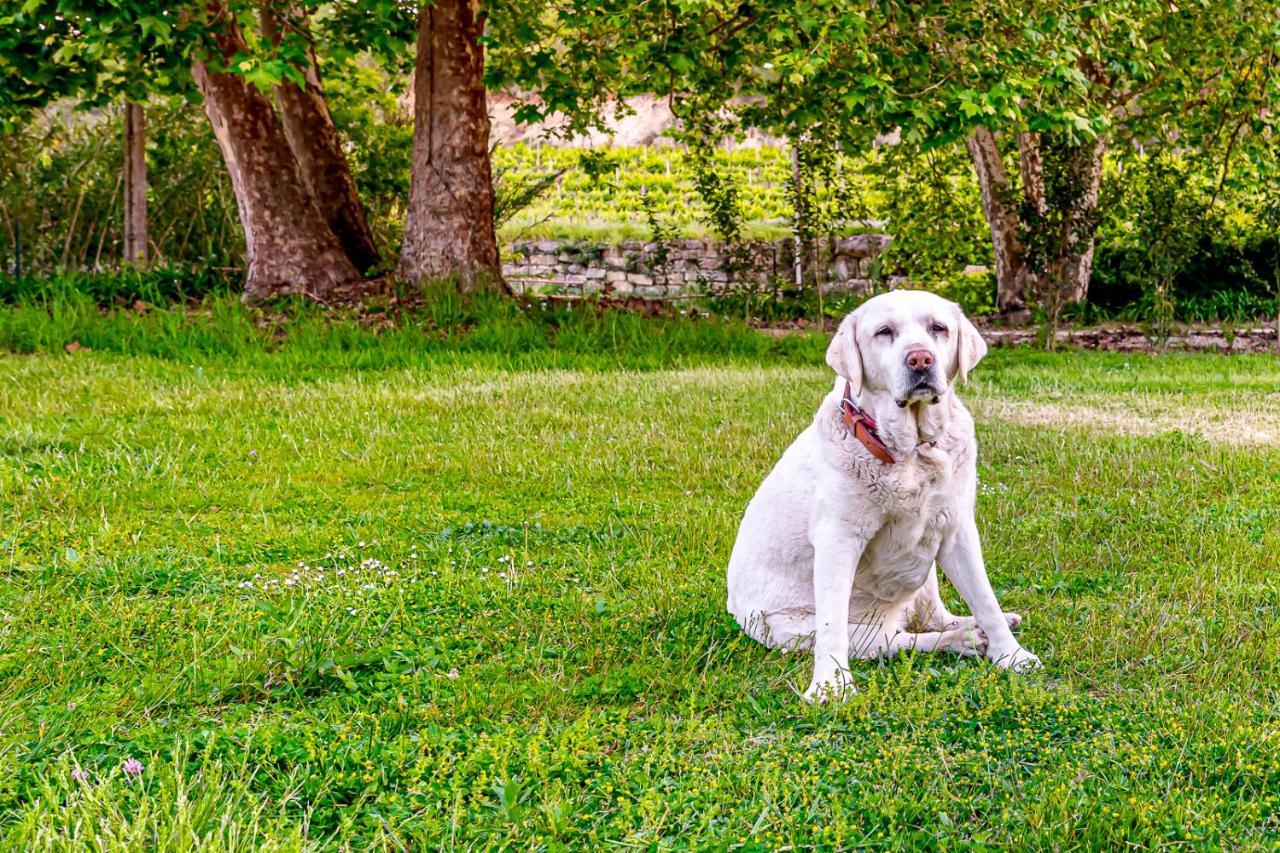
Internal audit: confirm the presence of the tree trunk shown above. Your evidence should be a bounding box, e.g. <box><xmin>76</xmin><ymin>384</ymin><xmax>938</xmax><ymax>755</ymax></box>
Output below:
<box><xmin>193</xmin><ymin>1</ymin><xmax>359</xmax><ymax>302</ymax></box>
<box><xmin>1056</xmin><ymin>135</ymin><xmax>1107</xmax><ymax>303</ymax></box>
<box><xmin>397</xmin><ymin>0</ymin><xmax>504</xmax><ymax>291</ymax></box>
<box><xmin>123</xmin><ymin>101</ymin><xmax>147</xmax><ymax>263</ymax></box>
<box><xmin>969</xmin><ymin>128</ymin><xmax>1106</xmax><ymax>312</ymax></box>
<box><xmin>261</xmin><ymin>9</ymin><xmax>380</xmax><ymax>273</ymax></box>
<box><xmin>1018</xmin><ymin>131</ymin><xmax>1046</xmax><ymax>219</ymax></box>
<box><xmin>967</xmin><ymin>128</ymin><xmax>1027</xmax><ymax>311</ymax></box>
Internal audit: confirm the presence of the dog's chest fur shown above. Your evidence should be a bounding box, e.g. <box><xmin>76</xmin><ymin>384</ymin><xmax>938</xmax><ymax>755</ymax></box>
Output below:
<box><xmin>855</xmin><ymin>441</ymin><xmax>961</xmax><ymax>603</ymax></box>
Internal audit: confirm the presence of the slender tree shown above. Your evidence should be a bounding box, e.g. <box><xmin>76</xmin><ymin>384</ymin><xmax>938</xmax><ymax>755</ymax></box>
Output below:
<box><xmin>122</xmin><ymin>101</ymin><xmax>148</xmax><ymax>263</ymax></box>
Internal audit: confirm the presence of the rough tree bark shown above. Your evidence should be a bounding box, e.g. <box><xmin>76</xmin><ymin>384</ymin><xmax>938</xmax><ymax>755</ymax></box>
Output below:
<box><xmin>192</xmin><ymin>1</ymin><xmax>360</xmax><ymax>302</ymax></box>
<box><xmin>397</xmin><ymin>0</ymin><xmax>504</xmax><ymax>291</ymax></box>
<box><xmin>1054</xmin><ymin>135</ymin><xmax>1107</xmax><ymax>303</ymax></box>
<box><xmin>967</xmin><ymin>128</ymin><xmax>1106</xmax><ymax>312</ymax></box>
<box><xmin>261</xmin><ymin>8</ymin><xmax>380</xmax><ymax>273</ymax></box>
<box><xmin>967</xmin><ymin>127</ymin><xmax>1027</xmax><ymax>311</ymax></box>
<box><xmin>122</xmin><ymin>101</ymin><xmax>148</xmax><ymax>263</ymax></box>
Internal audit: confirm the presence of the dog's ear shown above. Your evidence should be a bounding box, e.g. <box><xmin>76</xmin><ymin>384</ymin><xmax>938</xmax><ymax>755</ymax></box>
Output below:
<box><xmin>952</xmin><ymin>302</ymin><xmax>988</xmax><ymax>384</ymax></box>
<box><xmin>825</xmin><ymin>311</ymin><xmax>865</xmax><ymax>395</ymax></box>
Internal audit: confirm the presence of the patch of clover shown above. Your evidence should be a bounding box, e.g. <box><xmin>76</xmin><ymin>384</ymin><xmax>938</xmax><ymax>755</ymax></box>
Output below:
<box><xmin>235</xmin><ymin>540</ymin><xmax>406</xmax><ymax>599</ymax></box>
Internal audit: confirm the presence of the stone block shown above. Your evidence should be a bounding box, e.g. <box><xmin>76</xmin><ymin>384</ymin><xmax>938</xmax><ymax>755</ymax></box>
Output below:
<box><xmin>833</xmin><ymin>233</ymin><xmax>891</xmax><ymax>256</ymax></box>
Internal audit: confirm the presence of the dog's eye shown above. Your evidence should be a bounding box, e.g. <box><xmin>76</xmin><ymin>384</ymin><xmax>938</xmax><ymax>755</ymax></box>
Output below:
<box><xmin>875</xmin><ymin>326</ymin><xmax>894</xmax><ymax>338</ymax></box>
<box><xmin>930</xmin><ymin>322</ymin><xmax>949</xmax><ymax>335</ymax></box>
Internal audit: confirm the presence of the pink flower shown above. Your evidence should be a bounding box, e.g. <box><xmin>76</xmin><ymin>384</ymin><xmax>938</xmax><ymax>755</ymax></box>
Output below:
<box><xmin>71</xmin><ymin>767</ymin><xmax>89</xmax><ymax>783</ymax></box>
<box><xmin>121</xmin><ymin>758</ymin><xmax>144</xmax><ymax>777</ymax></box>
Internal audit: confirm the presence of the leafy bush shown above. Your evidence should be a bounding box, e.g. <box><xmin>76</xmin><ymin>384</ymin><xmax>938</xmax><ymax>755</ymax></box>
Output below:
<box><xmin>0</xmin><ymin>99</ymin><xmax>239</xmax><ymax>274</ymax></box>
<box><xmin>869</xmin><ymin>144</ymin><xmax>992</xmax><ymax>289</ymax></box>
<box><xmin>1092</xmin><ymin>151</ymin><xmax>1280</xmax><ymax>323</ymax></box>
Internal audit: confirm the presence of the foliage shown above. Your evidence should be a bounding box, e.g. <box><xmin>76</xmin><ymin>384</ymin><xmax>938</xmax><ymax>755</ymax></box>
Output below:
<box><xmin>683</xmin><ymin>141</ymin><xmax>765</xmax><ymax>313</ymax></box>
<box><xmin>788</xmin><ymin>134</ymin><xmax>861</xmax><ymax>244</ymax></box>
<box><xmin>1092</xmin><ymin>148</ymin><xmax>1280</xmax><ymax>323</ymax></box>
<box><xmin>870</xmin><ymin>144</ymin><xmax>993</xmax><ymax>292</ymax></box>
<box><xmin>0</xmin><ymin>99</ymin><xmax>239</xmax><ymax>272</ymax></box>
<box><xmin>0</xmin><ymin>1</ymin><xmax>192</xmax><ymax>119</ymax></box>
<box><xmin>685</xmin><ymin>144</ymin><xmax>747</xmax><ymax>254</ymax></box>
<box><xmin>2</xmin><ymin>316</ymin><xmax>1280</xmax><ymax>844</ymax></box>
<box><xmin>321</xmin><ymin>56</ymin><xmax>414</xmax><ymax>258</ymax></box>
<box><xmin>1129</xmin><ymin>155</ymin><xmax>1207</xmax><ymax>346</ymax></box>
<box><xmin>639</xmin><ymin>191</ymin><xmax>678</xmax><ymax>277</ymax></box>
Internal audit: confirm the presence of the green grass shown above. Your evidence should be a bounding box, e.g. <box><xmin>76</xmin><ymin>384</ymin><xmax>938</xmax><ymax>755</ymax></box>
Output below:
<box><xmin>1</xmin><ymin>299</ymin><xmax>1278</xmax><ymax>848</ymax></box>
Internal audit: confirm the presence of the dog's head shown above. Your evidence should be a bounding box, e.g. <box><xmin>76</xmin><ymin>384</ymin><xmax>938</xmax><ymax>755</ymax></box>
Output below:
<box><xmin>826</xmin><ymin>290</ymin><xmax>987</xmax><ymax>405</ymax></box>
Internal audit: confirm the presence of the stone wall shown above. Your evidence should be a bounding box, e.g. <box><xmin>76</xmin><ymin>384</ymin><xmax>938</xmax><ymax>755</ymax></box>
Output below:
<box><xmin>502</xmin><ymin>234</ymin><xmax>891</xmax><ymax>298</ymax></box>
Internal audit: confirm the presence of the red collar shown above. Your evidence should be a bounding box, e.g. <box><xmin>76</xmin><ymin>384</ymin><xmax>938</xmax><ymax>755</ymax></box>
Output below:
<box><xmin>839</xmin><ymin>381</ymin><xmax>895</xmax><ymax>464</ymax></box>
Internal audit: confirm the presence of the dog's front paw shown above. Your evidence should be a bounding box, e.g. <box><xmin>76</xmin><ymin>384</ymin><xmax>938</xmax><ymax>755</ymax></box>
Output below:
<box><xmin>987</xmin><ymin>641</ymin><xmax>1041</xmax><ymax>673</ymax></box>
<box><xmin>803</xmin><ymin>669</ymin><xmax>855</xmax><ymax>703</ymax></box>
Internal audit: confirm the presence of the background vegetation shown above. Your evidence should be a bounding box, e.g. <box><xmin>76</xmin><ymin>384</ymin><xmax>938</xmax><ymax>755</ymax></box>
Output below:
<box><xmin>6</xmin><ymin>85</ymin><xmax>1280</xmax><ymax>326</ymax></box>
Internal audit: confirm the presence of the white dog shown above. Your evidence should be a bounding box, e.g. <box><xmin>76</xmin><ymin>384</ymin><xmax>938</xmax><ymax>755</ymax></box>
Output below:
<box><xmin>726</xmin><ymin>289</ymin><xmax>1039</xmax><ymax>701</ymax></box>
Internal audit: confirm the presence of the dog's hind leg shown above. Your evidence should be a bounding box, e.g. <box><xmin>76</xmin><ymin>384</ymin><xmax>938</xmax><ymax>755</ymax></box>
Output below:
<box><xmin>910</xmin><ymin>565</ymin><xmax>1022</xmax><ymax>632</ymax></box>
<box><xmin>738</xmin><ymin>608</ymin><xmax>816</xmax><ymax>652</ymax></box>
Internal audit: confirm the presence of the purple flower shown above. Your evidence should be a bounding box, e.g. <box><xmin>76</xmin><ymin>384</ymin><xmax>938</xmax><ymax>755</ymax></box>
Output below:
<box><xmin>121</xmin><ymin>758</ymin><xmax>144</xmax><ymax>777</ymax></box>
<box><xmin>71</xmin><ymin>767</ymin><xmax>89</xmax><ymax>783</ymax></box>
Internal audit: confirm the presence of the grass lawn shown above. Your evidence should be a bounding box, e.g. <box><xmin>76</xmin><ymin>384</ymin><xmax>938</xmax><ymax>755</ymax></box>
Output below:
<box><xmin>1</xmin><ymin>305</ymin><xmax>1278</xmax><ymax>848</ymax></box>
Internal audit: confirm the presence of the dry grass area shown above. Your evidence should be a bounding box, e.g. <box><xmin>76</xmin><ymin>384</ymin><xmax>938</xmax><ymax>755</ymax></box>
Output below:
<box><xmin>973</xmin><ymin>397</ymin><xmax>1280</xmax><ymax>446</ymax></box>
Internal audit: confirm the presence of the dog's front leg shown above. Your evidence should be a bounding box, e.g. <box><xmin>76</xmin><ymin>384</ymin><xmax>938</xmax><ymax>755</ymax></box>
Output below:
<box><xmin>804</xmin><ymin>522</ymin><xmax>868</xmax><ymax>702</ymax></box>
<box><xmin>938</xmin><ymin>519</ymin><xmax>1041</xmax><ymax>673</ymax></box>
